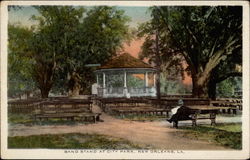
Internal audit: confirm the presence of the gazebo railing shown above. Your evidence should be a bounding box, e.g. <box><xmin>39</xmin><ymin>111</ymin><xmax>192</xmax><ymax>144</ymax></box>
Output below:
<box><xmin>127</xmin><ymin>87</ymin><xmax>145</xmax><ymax>94</ymax></box>
<box><xmin>97</xmin><ymin>87</ymin><xmax>124</xmax><ymax>96</ymax></box>
<box><xmin>97</xmin><ymin>88</ymin><xmax>104</xmax><ymax>96</ymax></box>
<box><xmin>128</xmin><ymin>87</ymin><xmax>156</xmax><ymax>95</ymax></box>
<box><xmin>97</xmin><ymin>87</ymin><xmax>156</xmax><ymax>97</ymax></box>
<box><xmin>106</xmin><ymin>87</ymin><xmax>124</xmax><ymax>94</ymax></box>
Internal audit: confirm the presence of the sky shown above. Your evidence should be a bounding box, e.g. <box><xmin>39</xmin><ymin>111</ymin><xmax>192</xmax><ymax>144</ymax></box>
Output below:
<box><xmin>8</xmin><ymin>6</ymin><xmax>151</xmax><ymax>28</ymax></box>
<box><xmin>8</xmin><ymin>6</ymin><xmax>191</xmax><ymax>85</ymax></box>
<box><xmin>8</xmin><ymin>6</ymin><xmax>150</xmax><ymax>58</ymax></box>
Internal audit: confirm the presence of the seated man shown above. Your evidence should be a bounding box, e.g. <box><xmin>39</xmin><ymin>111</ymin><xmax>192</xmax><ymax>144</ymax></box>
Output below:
<box><xmin>167</xmin><ymin>99</ymin><xmax>193</xmax><ymax>125</ymax></box>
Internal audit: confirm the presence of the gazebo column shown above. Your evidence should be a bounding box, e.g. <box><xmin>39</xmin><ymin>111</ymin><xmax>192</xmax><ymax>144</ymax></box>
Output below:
<box><xmin>96</xmin><ymin>74</ymin><xmax>99</xmax><ymax>96</ymax></box>
<box><xmin>153</xmin><ymin>73</ymin><xmax>156</xmax><ymax>87</ymax></box>
<box><xmin>145</xmin><ymin>72</ymin><xmax>148</xmax><ymax>94</ymax></box>
<box><xmin>124</xmin><ymin>71</ymin><xmax>127</xmax><ymax>88</ymax></box>
<box><xmin>96</xmin><ymin>74</ymin><xmax>99</xmax><ymax>85</ymax></box>
<box><xmin>123</xmin><ymin>71</ymin><xmax>128</xmax><ymax>97</ymax></box>
<box><xmin>153</xmin><ymin>73</ymin><xmax>156</xmax><ymax>96</ymax></box>
<box><xmin>103</xmin><ymin>72</ymin><xmax>106</xmax><ymax>96</ymax></box>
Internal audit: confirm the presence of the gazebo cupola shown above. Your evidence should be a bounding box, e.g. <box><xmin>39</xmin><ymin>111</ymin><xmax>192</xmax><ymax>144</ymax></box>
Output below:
<box><xmin>95</xmin><ymin>53</ymin><xmax>157</xmax><ymax>98</ymax></box>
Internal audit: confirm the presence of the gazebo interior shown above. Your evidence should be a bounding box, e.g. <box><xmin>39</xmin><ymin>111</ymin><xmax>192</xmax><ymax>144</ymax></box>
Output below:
<box><xmin>95</xmin><ymin>53</ymin><xmax>157</xmax><ymax>98</ymax></box>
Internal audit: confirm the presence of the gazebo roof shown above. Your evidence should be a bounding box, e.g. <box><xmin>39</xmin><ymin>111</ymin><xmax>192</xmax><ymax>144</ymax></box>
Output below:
<box><xmin>98</xmin><ymin>53</ymin><xmax>153</xmax><ymax>69</ymax></box>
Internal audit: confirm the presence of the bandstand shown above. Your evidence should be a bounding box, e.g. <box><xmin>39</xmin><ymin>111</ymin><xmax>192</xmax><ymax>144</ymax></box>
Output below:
<box><xmin>95</xmin><ymin>53</ymin><xmax>157</xmax><ymax>98</ymax></box>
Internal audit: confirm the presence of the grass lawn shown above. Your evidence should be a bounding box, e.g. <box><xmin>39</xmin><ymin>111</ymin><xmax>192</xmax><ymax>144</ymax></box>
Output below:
<box><xmin>176</xmin><ymin>123</ymin><xmax>242</xmax><ymax>149</ymax></box>
<box><xmin>8</xmin><ymin>113</ymin><xmax>34</xmax><ymax>124</ymax></box>
<box><xmin>116</xmin><ymin>114</ymin><xmax>167</xmax><ymax>122</ymax></box>
<box><xmin>8</xmin><ymin>113</ymin><xmax>91</xmax><ymax>126</ymax></box>
<box><xmin>8</xmin><ymin>133</ymin><xmax>144</xmax><ymax>149</ymax></box>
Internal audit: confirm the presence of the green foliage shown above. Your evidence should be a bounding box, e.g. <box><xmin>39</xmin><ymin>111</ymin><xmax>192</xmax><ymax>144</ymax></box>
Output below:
<box><xmin>82</xmin><ymin>6</ymin><xmax>131</xmax><ymax>63</ymax></box>
<box><xmin>8</xmin><ymin>25</ymin><xmax>36</xmax><ymax>97</ymax></box>
<box><xmin>160</xmin><ymin>78</ymin><xmax>190</xmax><ymax>95</ymax></box>
<box><xmin>106</xmin><ymin>73</ymin><xmax>124</xmax><ymax>88</ymax></box>
<box><xmin>137</xmin><ymin>7</ymin><xmax>184</xmax><ymax>80</ymax></box>
<box><xmin>34</xmin><ymin>6</ymin><xmax>131</xmax><ymax>95</ymax></box>
<box><xmin>105</xmin><ymin>73</ymin><xmax>146</xmax><ymax>88</ymax></box>
<box><xmin>216</xmin><ymin>77</ymin><xmax>242</xmax><ymax>98</ymax></box>
<box><xmin>8</xmin><ymin>133</ymin><xmax>143</xmax><ymax>149</ymax></box>
<box><xmin>145</xmin><ymin>6</ymin><xmax>242</xmax><ymax>98</ymax></box>
<box><xmin>217</xmin><ymin>79</ymin><xmax>234</xmax><ymax>97</ymax></box>
<box><xmin>8</xmin><ymin>6</ymin><xmax>131</xmax><ymax>97</ymax></box>
<box><xmin>127</xmin><ymin>74</ymin><xmax>144</xmax><ymax>88</ymax></box>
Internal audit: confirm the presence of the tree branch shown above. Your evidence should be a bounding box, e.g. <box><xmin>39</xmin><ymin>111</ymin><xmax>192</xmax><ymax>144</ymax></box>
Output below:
<box><xmin>186</xmin><ymin>26</ymin><xmax>199</xmax><ymax>45</ymax></box>
<box><xmin>215</xmin><ymin>72</ymin><xmax>242</xmax><ymax>83</ymax></box>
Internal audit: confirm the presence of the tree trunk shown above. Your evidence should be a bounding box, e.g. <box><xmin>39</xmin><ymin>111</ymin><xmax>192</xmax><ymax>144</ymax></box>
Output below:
<box><xmin>208</xmin><ymin>80</ymin><xmax>217</xmax><ymax>100</ymax></box>
<box><xmin>40</xmin><ymin>88</ymin><xmax>50</xmax><ymax>98</ymax></box>
<box><xmin>192</xmin><ymin>83</ymin><xmax>209</xmax><ymax>98</ymax></box>
<box><xmin>68</xmin><ymin>72</ymin><xmax>81</xmax><ymax>97</ymax></box>
<box><xmin>156</xmin><ymin>70</ymin><xmax>161</xmax><ymax>100</ymax></box>
<box><xmin>69</xmin><ymin>83</ymin><xmax>81</xmax><ymax>97</ymax></box>
<box><xmin>192</xmin><ymin>73</ymin><xmax>210</xmax><ymax>98</ymax></box>
<box><xmin>155</xmin><ymin>26</ymin><xmax>161</xmax><ymax>100</ymax></box>
<box><xmin>34</xmin><ymin>56</ymin><xmax>56</xmax><ymax>99</ymax></box>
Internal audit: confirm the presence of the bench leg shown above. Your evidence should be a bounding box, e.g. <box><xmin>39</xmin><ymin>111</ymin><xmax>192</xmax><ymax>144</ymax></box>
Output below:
<box><xmin>173</xmin><ymin>121</ymin><xmax>178</xmax><ymax>128</ymax></box>
<box><xmin>233</xmin><ymin>109</ymin><xmax>237</xmax><ymax>114</ymax></box>
<box><xmin>222</xmin><ymin>109</ymin><xmax>226</xmax><ymax>114</ymax></box>
<box><xmin>211</xmin><ymin>118</ymin><xmax>216</xmax><ymax>126</ymax></box>
<box><xmin>96</xmin><ymin>115</ymin><xmax>100</xmax><ymax>121</ymax></box>
<box><xmin>192</xmin><ymin>119</ymin><xmax>197</xmax><ymax>126</ymax></box>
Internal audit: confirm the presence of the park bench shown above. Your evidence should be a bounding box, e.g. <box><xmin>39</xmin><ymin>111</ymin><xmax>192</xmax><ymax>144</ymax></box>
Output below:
<box><xmin>33</xmin><ymin>100</ymin><xmax>101</xmax><ymax>123</ymax></box>
<box><xmin>111</xmin><ymin>106</ymin><xmax>170</xmax><ymax>117</ymax></box>
<box><xmin>8</xmin><ymin>99</ymin><xmax>43</xmax><ymax>114</ymax></box>
<box><xmin>210</xmin><ymin>98</ymin><xmax>242</xmax><ymax>114</ymax></box>
<box><xmin>100</xmin><ymin>98</ymin><xmax>151</xmax><ymax>112</ymax></box>
<box><xmin>171</xmin><ymin>105</ymin><xmax>219</xmax><ymax>128</ymax></box>
<box><xmin>148</xmin><ymin>98</ymin><xmax>210</xmax><ymax>108</ymax></box>
<box><xmin>98</xmin><ymin>98</ymin><xmax>170</xmax><ymax>117</ymax></box>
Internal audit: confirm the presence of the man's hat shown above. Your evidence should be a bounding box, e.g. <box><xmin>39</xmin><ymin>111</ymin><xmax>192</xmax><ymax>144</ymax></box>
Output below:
<box><xmin>178</xmin><ymin>99</ymin><xmax>184</xmax><ymax>105</ymax></box>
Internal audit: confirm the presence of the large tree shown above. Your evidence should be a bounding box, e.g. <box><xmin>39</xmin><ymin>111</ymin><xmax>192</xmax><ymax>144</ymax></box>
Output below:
<box><xmin>137</xmin><ymin>8</ymin><xmax>185</xmax><ymax>99</ymax></box>
<box><xmin>62</xmin><ymin>6</ymin><xmax>131</xmax><ymax>96</ymax></box>
<box><xmin>28</xmin><ymin>6</ymin><xmax>86</xmax><ymax>98</ymax></box>
<box><xmin>8</xmin><ymin>6</ymin><xmax>131</xmax><ymax>98</ymax></box>
<box><xmin>149</xmin><ymin>6</ymin><xmax>242</xmax><ymax>98</ymax></box>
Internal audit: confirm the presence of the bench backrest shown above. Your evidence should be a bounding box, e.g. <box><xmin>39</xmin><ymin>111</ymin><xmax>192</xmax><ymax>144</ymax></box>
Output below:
<box><xmin>8</xmin><ymin>99</ymin><xmax>92</xmax><ymax>114</ymax></box>
<box><xmin>38</xmin><ymin>100</ymin><xmax>92</xmax><ymax>114</ymax></box>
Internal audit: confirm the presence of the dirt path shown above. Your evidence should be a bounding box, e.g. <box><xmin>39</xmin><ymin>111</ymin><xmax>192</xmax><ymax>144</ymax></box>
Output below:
<box><xmin>8</xmin><ymin>105</ymin><xmax>232</xmax><ymax>150</ymax></box>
